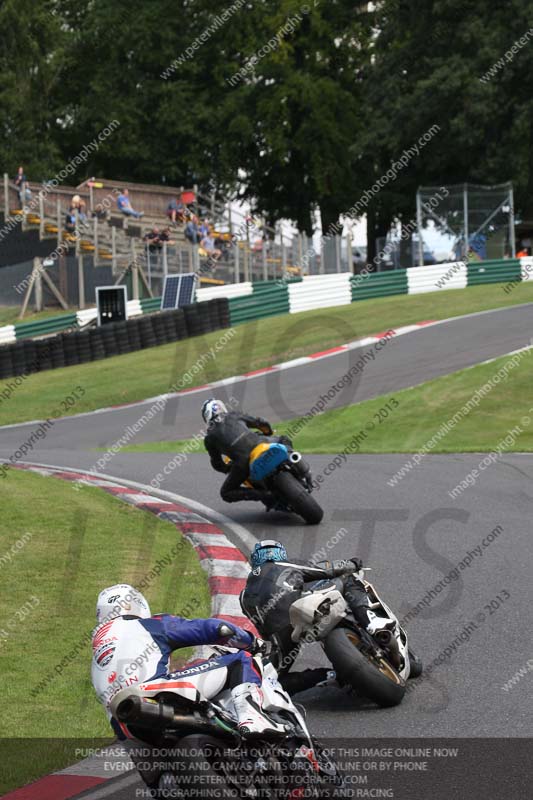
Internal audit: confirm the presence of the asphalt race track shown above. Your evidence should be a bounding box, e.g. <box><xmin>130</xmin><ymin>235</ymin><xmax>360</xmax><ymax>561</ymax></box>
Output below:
<box><xmin>1</xmin><ymin>303</ymin><xmax>532</xmax><ymax>799</ymax></box>
<box><xmin>0</xmin><ymin>304</ymin><xmax>531</xmax><ymax>453</ymax></box>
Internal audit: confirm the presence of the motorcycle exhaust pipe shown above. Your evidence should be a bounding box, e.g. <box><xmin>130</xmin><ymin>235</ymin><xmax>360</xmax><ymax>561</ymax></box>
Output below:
<box><xmin>373</xmin><ymin>630</ymin><xmax>402</xmax><ymax>669</ymax></box>
<box><xmin>116</xmin><ymin>695</ymin><xmax>229</xmax><ymax>736</ymax></box>
<box><xmin>289</xmin><ymin>451</ymin><xmax>311</xmax><ymax>479</ymax></box>
<box><xmin>373</xmin><ymin>630</ymin><xmax>393</xmax><ymax>646</ymax></box>
<box><xmin>116</xmin><ymin>696</ymin><xmax>176</xmax><ymax>727</ymax></box>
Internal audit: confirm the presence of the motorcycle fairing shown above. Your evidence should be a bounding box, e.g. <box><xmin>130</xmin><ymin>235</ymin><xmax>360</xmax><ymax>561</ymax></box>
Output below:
<box><xmin>249</xmin><ymin>443</ymin><xmax>289</xmax><ymax>481</ymax></box>
<box><xmin>136</xmin><ymin>662</ymin><xmax>229</xmax><ymax>702</ymax></box>
<box><xmin>289</xmin><ymin>586</ymin><xmax>348</xmax><ymax>642</ymax></box>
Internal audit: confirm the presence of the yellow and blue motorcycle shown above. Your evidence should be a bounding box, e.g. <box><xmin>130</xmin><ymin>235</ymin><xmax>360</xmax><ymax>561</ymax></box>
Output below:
<box><xmin>241</xmin><ymin>441</ymin><xmax>324</xmax><ymax>524</ymax></box>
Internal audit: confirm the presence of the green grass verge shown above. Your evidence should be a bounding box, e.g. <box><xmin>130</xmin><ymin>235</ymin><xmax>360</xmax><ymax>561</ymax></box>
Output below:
<box><xmin>0</xmin><ymin>282</ymin><xmax>532</xmax><ymax>425</ymax></box>
<box><xmin>0</xmin><ymin>469</ymin><xmax>210</xmax><ymax>794</ymax></box>
<box><xmin>124</xmin><ymin>350</ymin><xmax>533</xmax><ymax>454</ymax></box>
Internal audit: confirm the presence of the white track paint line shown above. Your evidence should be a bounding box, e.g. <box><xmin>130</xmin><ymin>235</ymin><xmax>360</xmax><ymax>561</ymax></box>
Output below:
<box><xmin>8</xmin><ymin>461</ymin><xmax>259</xmax><ymax>799</ymax></box>
<box><xmin>187</xmin><ymin>532</ymin><xmax>233</xmax><ymax>547</ymax></box>
<box><xmin>6</xmin><ymin>305</ymin><xmax>531</xmax><ymax>431</ymax></box>
<box><xmin>13</xmin><ymin>460</ymin><xmax>258</xmax><ymax>555</ymax></box>
<box><xmin>212</xmin><ymin>594</ymin><xmax>245</xmax><ymax>615</ymax></box>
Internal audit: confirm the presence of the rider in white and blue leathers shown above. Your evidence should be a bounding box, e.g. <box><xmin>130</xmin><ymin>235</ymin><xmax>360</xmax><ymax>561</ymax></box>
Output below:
<box><xmin>91</xmin><ymin>584</ymin><xmax>284</xmax><ymax>738</ymax></box>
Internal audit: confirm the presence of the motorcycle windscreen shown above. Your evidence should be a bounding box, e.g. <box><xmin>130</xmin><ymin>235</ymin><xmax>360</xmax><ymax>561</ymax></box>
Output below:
<box><xmin>249</xmin><ymin>443</ymin><xmax>289</xmax><ymax>481</ymax></box>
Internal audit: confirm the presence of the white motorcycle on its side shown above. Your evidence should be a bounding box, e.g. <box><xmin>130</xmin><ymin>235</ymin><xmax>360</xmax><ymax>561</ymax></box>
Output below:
<box><xmin>288</xmin><ymin>565</ymin><xmax>422</xmax><ymax>707</ymax></box>
<box><xmin>110</xmin><ymin>637</ymin><xmax>344</xmax><ymax>798</ymax></box>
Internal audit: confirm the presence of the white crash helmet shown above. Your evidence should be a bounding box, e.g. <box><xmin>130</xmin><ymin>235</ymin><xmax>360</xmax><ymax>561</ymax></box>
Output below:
<box><xmin>201</xmin><ymin>398</ymin><xmax>228</xmax><ymax>424</ymax></box>
<box><xmin>96</xmin><ymin>584</ymin><xmax>151</xmax><ymax>624</ymax></box>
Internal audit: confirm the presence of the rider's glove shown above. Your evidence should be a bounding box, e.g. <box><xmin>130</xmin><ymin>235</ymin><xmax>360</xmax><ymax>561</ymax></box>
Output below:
<box><xmin>257</xmin><ymin>418</ymin><xmax>273</xmax><ymax>436</ymax></box>
<box><xmin>324</xmin><ymin>559</ymin><xmax>362</xmax><ymax>577</ymax></box>
<box><xmin>249</xmin><ymin>636</ymin><xmax>271</xmax><ymax>656</ymax></box>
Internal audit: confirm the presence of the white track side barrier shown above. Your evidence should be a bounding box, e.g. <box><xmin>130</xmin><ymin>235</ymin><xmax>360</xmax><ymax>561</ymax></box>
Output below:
<box><xmin>406</xmin><ymin>262</ymin><xmax>467</xmax><ymax>294</ymax></box>
<box><xmin>520</xmin><ymin>256</ymin><xmax>533</xmax><ymax>282</ymax></box>
<box><xmin>288</xmin><ymin>273</ymin><xmax>352</xmax><ymax>313</ymax></box>
<box><xmin>0</xmin><ymin>324</ymin><xmax>16</xmax><ymax>345</ymax></box>
<box><xmin>76</xmin><ymin>308</ymin><xmax>98</xmax><ymax>326</ymax></box>
<box><xmin>197</xmin><ymin>282</ymin><xmax>253</xmax><ymax>302</ymax></box>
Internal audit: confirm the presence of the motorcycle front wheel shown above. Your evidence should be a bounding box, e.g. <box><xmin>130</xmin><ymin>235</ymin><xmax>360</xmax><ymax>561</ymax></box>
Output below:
<box><xmin>324</xmin><ymin>627</ymin><xmax>406</xmax><ymax>707</ymax></box>
<box><xmin>271</xmin><ymin>471</ymin><xmax>323</xmax><ymax>524</ymax></box>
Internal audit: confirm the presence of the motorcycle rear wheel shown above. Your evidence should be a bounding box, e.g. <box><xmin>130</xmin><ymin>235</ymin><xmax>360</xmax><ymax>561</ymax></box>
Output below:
<box><xmin>271</xmin><ymin>471</ymin><xmax>323</xmax><ymax>524</ymax></box>
<box><xmin>324</xmin><ymin>627</ymin><xmax>406</xmax><ymax>707</ymax></box>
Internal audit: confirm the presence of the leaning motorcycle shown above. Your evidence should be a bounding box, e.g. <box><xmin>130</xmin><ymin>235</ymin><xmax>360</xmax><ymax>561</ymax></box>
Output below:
<box><xmin>278</xmin><ymin>564</ymin><xmax>421</xmax><ymax>708</ymax></box>
<box><xmin>227</xmin><ymin>441</ymin><xmax>324</xmax><ymax>525</ymax></box>
<box><xmin>110</xmin><ymin>642</ymin><xmax>343</xmax><ymax>798</ymax></box>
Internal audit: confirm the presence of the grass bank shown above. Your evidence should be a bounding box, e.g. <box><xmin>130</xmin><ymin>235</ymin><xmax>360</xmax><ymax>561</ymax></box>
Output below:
<box><xmin>0</xmin><ymin>283</ymin><xmax>531</xmax><ymax>426</ymax></box>
<box><xmin>124</xmin><ymin>349</ymin><xmax>533</xmax><ymax>454</ymax></box>
<box><xmin>0</xmin><ymin>469</ymin><xmax>210</xmax><ymax>793</ymax></box>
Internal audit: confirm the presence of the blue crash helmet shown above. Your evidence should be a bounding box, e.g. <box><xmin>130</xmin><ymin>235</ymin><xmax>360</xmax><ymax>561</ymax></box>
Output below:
<box><xmin>251</xmin><ymin>540</ymin><xmax>287</xmax><ymax>570</ymax></box>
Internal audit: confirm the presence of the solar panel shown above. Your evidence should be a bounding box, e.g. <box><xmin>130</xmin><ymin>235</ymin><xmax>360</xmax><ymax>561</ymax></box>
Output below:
<box><xmin>161</xmin><ymin>274</ymin><xmax>198</xmax><ymax>310</ymax></box>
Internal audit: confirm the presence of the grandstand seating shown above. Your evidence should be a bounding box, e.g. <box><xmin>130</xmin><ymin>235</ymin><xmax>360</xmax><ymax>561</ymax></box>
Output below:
<box><xmin>1</xmin><ymin>173</ymin><xmax>302</xmax><ymax>296</ymax></box>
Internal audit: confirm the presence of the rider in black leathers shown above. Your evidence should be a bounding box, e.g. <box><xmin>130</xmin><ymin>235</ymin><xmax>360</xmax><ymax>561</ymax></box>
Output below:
<box><xmin>240</xmin><ymin>540</ymin><xmax>395</xmax><ymax>693</ymax></box>
<box><xmin>202</xmin><ymin>398</ymin><xmax>293</xmax><ymax>505</ymax></box>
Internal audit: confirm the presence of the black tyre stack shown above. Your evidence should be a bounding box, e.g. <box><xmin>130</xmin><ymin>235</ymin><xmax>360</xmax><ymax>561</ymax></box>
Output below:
<box><xmin>216</xmin><ymin>297</ymin><xmax>231</xmax><ymax>328</ymax></box>
<box><xmin>208</xmin><ymin>298</ymin><xmax>229</xmax><ymax>331</ymax></box>
<box><xmin>0</xmin><ymin>297</ymin><xmax>232</xmax><ymax>380</ymax></box>
<box><xmin>151</xmin><ymin>313</ymin><xmax>168</xmax><ymax>345</ymax></box>
<box><xmin>101</xmin><ymin>323</ymin><xmax>119</xmax><ymax>357</ymax></box>
<box><xmin>169</xmin><ymin>308</ymin><xmax>188</xmax><ymax>341</ymax></box>
<box><xmin>0</xmin><ymin>346</ymin><xmax>14</xmax><ymax>380</ymax></box>
<box><xmin>49</xmin><ymin>335</ymin><xmax>66</xmax><ymax>369</ymax></box>
<box><xmin>183</xmin><ymin>304</ymin><xmax>204</xmax><ymax>337</ymax></box>
<box><xmin>10</xmin><ymin>341</ymin><xmax>27</xmax><ymax>376</ymax></box>
<box><xmin>62</xmin><ymin>332</ymin><xmax>80</xmax><ymax>367</ymax></box>
<box><xmin>22</xmin><ymin>339</ymin><xmax>38</xmax><ymax>374</ymax></box>
<box><xmin>162</xmin><ymin>311</ymin><xmax>176</xmax><ymax>343</ymax></box>
<box><xmin>115</xmin><ymin>322</ymin><xmax>131</xmax><ymax>356</ymax></box>
<box><xmin>138</xmin><ymin>316</ymin><xmax>157</xmax><ymax>349</ymax></box>
<box><xmin>126</xmin><ymin>317</ymin><xmax>142</xmax><ymax>351</ymax></box>
<box><xmin>35</xmin><ymin>339</ymin><xmax>53</xmax><ymax>372</ymax></box>
<box><xmin>89</xmin><ymin>328</ymin><xmax>106</xmax><ymax>361</ymax></box>
<box><xmin>76</xmin><ymin>330</ymin><xmax>93</xmax><ymax>364</ymax></box>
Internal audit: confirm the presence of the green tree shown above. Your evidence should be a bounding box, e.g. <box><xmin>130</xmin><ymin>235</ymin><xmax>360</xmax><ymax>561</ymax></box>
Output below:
<box><xmin>0</xmin><ymin>0</ymin><xmax>66</xmax><ymax>181</ymax></box>
<box><xmin>361</xmin><ymin>0</ymin><xmax>533</xmax><ymax>261</ymax></box>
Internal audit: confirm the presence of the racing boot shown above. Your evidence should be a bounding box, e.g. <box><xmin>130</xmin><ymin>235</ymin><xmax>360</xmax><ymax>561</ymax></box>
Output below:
<box><xmin>344</xmin><ymin>574</ymin><xmax>396</xmax><ymax>634</ymax></box>
<box><xmin>231</xmin><ymin>683</ymin><xmax>285</xmax><ymax>739</ymax></box>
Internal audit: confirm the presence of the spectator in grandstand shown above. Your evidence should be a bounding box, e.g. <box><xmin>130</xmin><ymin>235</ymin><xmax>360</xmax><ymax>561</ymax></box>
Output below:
<box><xmin>14</xmin><ymin>166</ymin><xmax>31</xmax><ymax>206</ymax></box>
<box><xmin>185</xmin><ymin>215</ymin><xmax>200</xmax><ymax>244</ymax></box>
<box><xmin>159</xmin><ymin>226</ymin><xmax>175</xmax><ymax>246</ymax></box>
<box><xmin>144</xmin><ymin>226</ymin><xmax>176</xmax><ymax>252</ymax></box>
<box><xmin>71</xmin><ymin>194</ymin><xmax>88</xmax><ymax>223</ymax></box>
<box><xmin>201</xmin><ymin>232</ymin><xmax>222</xmax><ymax>261</ymax></box>
<box><xmin>65</xmin><ymin>209</ymin><xmax>76</xmax><ymax>233</ymax></box>
<box><xmin>117</xmin><ymin>188</ymin><xmax>144</xmax><ymax>218</ymax></box>
<box><xmin>166</xmin><ymin>197</ymin><xmax>185</xmax><ymax>225</ymax></box>
<box><xmin>144</xmin><ymin>225</ymin><xmax>163</xmax><ymax>252</ymax></box>
<box><xmin>199</xmin><ymin>218</ymin><xmax>210</xmax><ymax>238</ymax></box>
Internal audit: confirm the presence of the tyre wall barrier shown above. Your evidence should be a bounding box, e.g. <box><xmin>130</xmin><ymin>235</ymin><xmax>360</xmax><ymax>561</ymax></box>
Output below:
<box><xmin>406</xmin><ymin>262</ymin><xmax>467</xmax><ymax>294</ymax></box>
<box><xmin>467</xmin><ymin>259</ymin><xmax>522</xmax><ymax>286</ymax></box>
<box><xmin>228</xmin><ymin>280</ymin><xmax>292</xmax><ymax>325</ymax></box>
<box><xmin>0</xmin><ymin>258</ymin><xmax>528</xmax><ymax>364</ymax></box>
<box><xmin>0</xmin><ymin>298</ymin><xmax>231</xmax><ymax>380</ymax></box>
<box><xmin>351</xmin><ymin>268</ymin><xmax>409</xmax><ymax>302</ymax></box>
<box><xmin>0</xmin><ymin>324</ymin><xmax>16</xmax><ymax>345</ymax></box>
<box><xmin>197</xmin><ymin>282</ymin><xmax>253</xmax><ymax>302</ymax></box>
<box><xmin>226</xmin><ymin>258</ymin><xmax>527</xmax><ymax>325</ymax></box>
<box><xmin>521</xmin><ymin>256</ymin><xmax>533</xmax><ymax>282</ymax></box>
<box><xmin>288</xmin><ymin>273</ymin><xmax>351</xmax><ymax>313</ymax></box>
